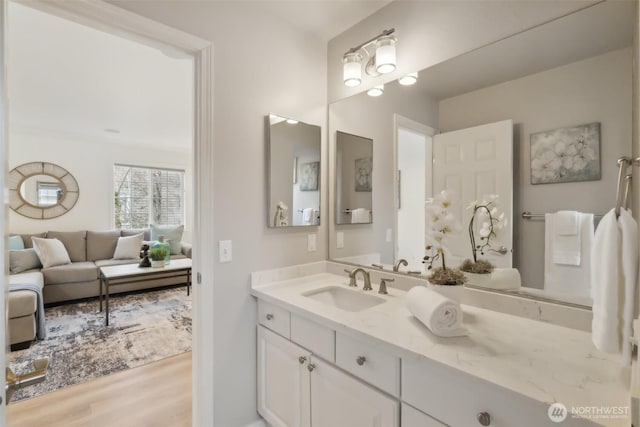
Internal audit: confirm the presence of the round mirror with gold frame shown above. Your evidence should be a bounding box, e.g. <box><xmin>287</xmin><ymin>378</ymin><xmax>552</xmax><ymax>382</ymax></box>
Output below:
<box><xmin>8</xmin><ymin>162</ymin><xmax>79</xmax><ymax>219</ymax></box>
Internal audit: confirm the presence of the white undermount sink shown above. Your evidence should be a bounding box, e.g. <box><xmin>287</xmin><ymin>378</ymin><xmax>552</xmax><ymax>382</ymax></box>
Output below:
<box><xmin>303</xmin><ymin>286</ymin><xmax>386</xmax><ymax>312</ymax></box>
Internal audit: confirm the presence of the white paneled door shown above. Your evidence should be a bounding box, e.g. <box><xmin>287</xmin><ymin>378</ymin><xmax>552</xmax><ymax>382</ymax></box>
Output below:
<box><xmin>433</xmin><ymin>120</ymin><xmax>513</xmax><ymax>268</ymax></box>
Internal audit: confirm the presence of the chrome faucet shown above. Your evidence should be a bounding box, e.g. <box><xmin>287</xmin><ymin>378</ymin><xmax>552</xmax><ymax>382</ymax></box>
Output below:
<box><xmin>378</xmin><ymin>277</ymin><xmax>394</xmax><ymax>295</ymax></box>
<box><xmin>345</xmin><ymin>268</ymin><xmax>372</xmax><ymax>291</ymax></box>
<box><xmin>393</xmin><ymin>259</ymin><xmax>408</xmax><ymax>272</ymax></box>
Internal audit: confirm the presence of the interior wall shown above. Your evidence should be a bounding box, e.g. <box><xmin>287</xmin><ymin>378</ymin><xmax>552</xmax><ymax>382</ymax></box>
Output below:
<box><xmin>329</xmin><ymin>84</ymin><xmax>438</xmax><ymax>264</ymax></box>
<box><xmin>9</xmin><ymin>130</ymin><xmax>193</xmax><ymax>242</ymax></box>
<box><xmin>438</xmin><ymin>47</ymin><xmax>632</xmax><ymax>289</ymax></box>
<box><xmin>327</xmin><ymin>1</ymin><xmax>597</xmax><ymax>102</ymax></box>
<box><xmin>108</xmin><ymin>2</ymin><xmax>327</xmax><ymax>426</ymax></box>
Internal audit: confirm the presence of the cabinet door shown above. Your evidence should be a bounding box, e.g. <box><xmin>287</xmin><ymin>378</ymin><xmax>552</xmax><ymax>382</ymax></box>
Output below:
<box><xmin>310</xmin><ymin>357</ymin><xmax>399</xmax><ymax>427</ymax></box>
<box><xmin>257</xmin><ymin>326</ymin><xmax>311</xmax><ymax>427</ymax></box>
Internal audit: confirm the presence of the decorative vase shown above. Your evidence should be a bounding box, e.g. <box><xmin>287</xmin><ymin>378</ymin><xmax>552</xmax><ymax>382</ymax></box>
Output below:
<box><xmin>426</xmin><ymin>282</ymin><xmax>464</xmax><ymax>304</ymax></box>
<box><xmin>151</xmin><ymin>260</ymin><xmax>165</xmax><ymax>268</ymax></box>
<box><xmin>152</xmin><ymin>236</ymin><xmax>171</xmax><ymax>266</ymax></box>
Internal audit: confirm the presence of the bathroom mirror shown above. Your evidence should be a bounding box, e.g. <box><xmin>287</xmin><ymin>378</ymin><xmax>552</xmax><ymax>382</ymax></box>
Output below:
<box><xmin>335</xmin><ymin>131</ymin><xmax>373</xmax><ymax>225</ymax></box>
<box><xmin>328</xmin><ymin>1</ymin><xmax>633</xmax><ymax>307</ymax></box>
<box><xmin>267</xmin><ymin>114</ymin><xmax>321</xmax><ymax>227</ymax></box>
<box><xmin>9</xmin><ymin>162</ymin><xmax>80</xmax><ymax>219</ymax></box>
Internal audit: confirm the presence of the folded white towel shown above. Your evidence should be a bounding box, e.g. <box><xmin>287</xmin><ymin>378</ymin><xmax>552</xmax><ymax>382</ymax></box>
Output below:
<box><xmin>302</xmin><ymin>208</ymin><xmax>314</xmax><ymax>225</ymax></box>
<box><xmin>591</xmin><ymin>208</ymin><xmax>639</xmax><ymax>365</ymax></box>
<box><xmin>406</xmin><ymin>286</ymin><xmax>467</xmax><ymax>337</ymax></box>
<box><xmin>544</xmin><ymin>212</ymin><xmax>594</xmax><ymax>297</ymax></box>
<box><xmin>465</xmin><ymin>268</ymin><xmax>521</xmax><ymax>290</ymax></box>
<box><xmin>351</xmin><ymin>208</ymin><xmax>370</xmax><ymax>224</ymax></box>
<box><xmin>548</xmin><ymin>211</ymin><xmax>582</xmax><ymax>265</ymax></box>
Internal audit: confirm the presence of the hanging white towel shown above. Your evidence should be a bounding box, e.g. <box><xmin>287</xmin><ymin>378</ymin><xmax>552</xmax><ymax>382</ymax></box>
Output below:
<box><xmin>302</xmin><ymin>208</ymin><xmax>314</xmax><ymax>225</ymax></box>
<box><xmin>351</xmin><ymin>208</ymin><xmax>370</xmax><ymax>224</ymax></box>
<box><xmin>591</xmin><ymin>208</ymin><xmax>639</xmax><ymax>365</ymax></box>
<box><xmin>544</xmin><ymin>212</ymin><xmax>594</xmax><ymax>298</ymax></box>
<box><xmin>406</xmin><ymin>286</ymin><xmax>467</xmax><ymax>337</ymax></box>
<box><xmin>552</xmin><ymin>211</ymin><xmax>581</xmax><ymax>265</ymax></box>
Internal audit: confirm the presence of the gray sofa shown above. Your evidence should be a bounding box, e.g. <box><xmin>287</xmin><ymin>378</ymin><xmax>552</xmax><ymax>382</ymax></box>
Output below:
<box><xmin>8</xmin><ymin>228</ymin><xmax>192</xmax><ymax>348</ymax></box>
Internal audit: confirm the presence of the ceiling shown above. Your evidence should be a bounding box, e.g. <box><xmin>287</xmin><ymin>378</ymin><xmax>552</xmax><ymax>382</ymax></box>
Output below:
<box><xmin>8</xmin><ymin>1</ymin><xmax>389</xmax><ymax>150</ymax></box>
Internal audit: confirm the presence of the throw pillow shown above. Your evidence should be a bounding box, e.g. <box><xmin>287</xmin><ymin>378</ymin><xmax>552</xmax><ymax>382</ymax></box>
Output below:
<box><xmin>9</xmin><ymin>235</ymin><xmax>25</xmax><ymax>250</ymax></box>
<box><xmin>9</xmin><ymin>248</ymin><xmax>42</xmax><ymax>274</ymax></box>
<box><xmin>113</xmin><ymin>233</ymin><xmax>144</xmax><ymax>260</ymax></box>
<box><xmin>150</xmin><ymin>224</ymin><xmax>184</xmax><ymax>255</ymax></box>
<box><xmin>32</xmin><ymin>237</ymin><xmax>72</xmax><ymax>268</ymax></box>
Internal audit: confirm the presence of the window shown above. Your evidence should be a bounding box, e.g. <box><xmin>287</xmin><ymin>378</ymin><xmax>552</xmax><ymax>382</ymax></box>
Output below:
<box><xmin>37</xmin><ymin>181</ymin><xmax>63</xmax><ymax>206</ymax></box>
<box><xmin>114</xmin><ymin>165</ymin><xmax>185</xmax><ymax>229</ymax></box>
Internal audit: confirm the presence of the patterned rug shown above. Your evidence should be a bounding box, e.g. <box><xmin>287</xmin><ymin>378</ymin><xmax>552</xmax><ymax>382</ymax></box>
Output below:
<box><xmin>9</xmin><ymin>286</ymin><xmax>192</xmax><ymax>402</ymax></box>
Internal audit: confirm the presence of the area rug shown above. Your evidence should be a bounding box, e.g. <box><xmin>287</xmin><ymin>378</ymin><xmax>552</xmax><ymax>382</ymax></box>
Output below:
<box><xmin>9</xmin><ymin>286</ymin><xmax>192</xmax><ymax>402</ymax></box>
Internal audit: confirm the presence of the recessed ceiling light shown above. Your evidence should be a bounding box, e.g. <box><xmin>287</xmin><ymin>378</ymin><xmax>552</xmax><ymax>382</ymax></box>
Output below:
<box><xmin>367</xmin><ymin>84</ymin><xmax>384</xmax><ymax>97</ymax></box>
<box><xmin>399</xmin><ymin>72</ymin><xmax>418</xmax><ymax>86</ymax></box>
<box><xmin>286</xmin><ymin>119</ymin><xmax>299</xmax><ymax>125</ymax></box>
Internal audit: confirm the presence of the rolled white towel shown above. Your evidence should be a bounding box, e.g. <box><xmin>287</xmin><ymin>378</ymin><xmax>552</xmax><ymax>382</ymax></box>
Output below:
<box><xmin>351</xmin><ymin>208</ymin><xmax>370</xmax><ymax>224</ymax></box>
<box><xmin>465</xmin><ymin>268</ymin><xmax>521</xmax><ymax>290</ymax></box>
<box><xmin>406</xmin><ymin>286</ymin><xmax>467</xmax><ymax>337</ymax></box>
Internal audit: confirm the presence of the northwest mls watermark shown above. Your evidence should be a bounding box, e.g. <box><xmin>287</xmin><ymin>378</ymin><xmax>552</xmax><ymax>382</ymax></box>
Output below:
<box><xmin>548</xmin><ymin>403</ymin><xmax>630</xmax><ymax>423</ymax></box>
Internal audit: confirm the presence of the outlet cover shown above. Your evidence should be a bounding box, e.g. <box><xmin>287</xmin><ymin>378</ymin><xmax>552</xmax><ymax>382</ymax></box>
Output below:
<box><xmin>307</xmin><ymin>234</ymin><xmax>317</xmax><ymax>252</ymax></box>
<box><xmin>219</xmin><ymin>240</ymin><xmax>232</xmax><ymax>263</ymax></box>
<box><xmin>336</xmin><ymin>232</ymin><xmax>344</xmax><ymax>249</ymax></box>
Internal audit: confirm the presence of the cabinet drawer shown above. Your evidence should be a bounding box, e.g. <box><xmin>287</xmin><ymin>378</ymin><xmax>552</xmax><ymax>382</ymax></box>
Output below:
<box><xmin>258</xmin><ymin>300</ymin><xmax>290</xmax><ymax>338</ymax></box>
<box><xmin>403</xmin><ymin>356</ymin><xmax>579</xmax><ymax>427</ymax></box>
<box><xmin>401</xmin><ymin>403</ymin><xmax>446</xmax><ymax>427</ymax></box>
<box><xmin>291</xmin><ymin>314</ymin><xmax>335</xmax><ymax>362</ymax></box>
<box><xmin>335</xmin><ymin>332</ymin><xmax>400</xmax><ymax>396</ymax></box>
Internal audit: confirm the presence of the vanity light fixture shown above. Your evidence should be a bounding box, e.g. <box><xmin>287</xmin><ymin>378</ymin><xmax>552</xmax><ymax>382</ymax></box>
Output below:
<box><xmin>343</xmin><ymin>28</ymin><xmax>396</xmax><ymax>87</ymax></box>
<box><xmin>398</xmin><ymin>72</ymin><xmax>418</xmax><ymax>86</ymax></box>
<box><xmin>367</xmin><ymin>84</ymin><xmax>384</xmax><ymax>97</ymax></box>
<box><xmin>286</xmin><ymin>119</ymin><xmax>299</xmax><ymax>124</ymax></box>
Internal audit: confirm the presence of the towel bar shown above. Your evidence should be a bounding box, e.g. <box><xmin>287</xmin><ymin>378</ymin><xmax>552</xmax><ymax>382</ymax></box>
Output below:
<box><xmin>522</xmin><ymin>211</ymin><xmax>604</xmax><ymax>220</ymax></box>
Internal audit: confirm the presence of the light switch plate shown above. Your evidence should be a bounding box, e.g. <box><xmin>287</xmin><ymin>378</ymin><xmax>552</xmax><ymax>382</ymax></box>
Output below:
<box><xmin>219</xmin><ymin>240</ymin><xmax>232</xmax><ymax>263</ymax></box>
<box><xmin>336</xmin><ymin>231</ymin><xmax>344</xmax><ymax>249</ymax></box>
<box><xmin>307</xmin><ymin>234</ymin><xmax>317</xmax><ymax>252</ymax></box>
<box><xmin>386</xmin><ymin>228</ymin><xmax>392</xmax><ymax>243</ymax></box>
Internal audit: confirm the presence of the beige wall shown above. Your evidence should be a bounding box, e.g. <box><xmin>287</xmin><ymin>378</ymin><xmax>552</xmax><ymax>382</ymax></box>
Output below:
<box><xmin>110</xmin><ymin>2</ymin><xmax>327</xmax><ymax>426</ymax></box>
<box><xmin>327</xmin><ymin>1</ymin><xmax>596</xmax><ymax>102</ymax></box>
<box><xmin>439</xmin><ymin>47</ymin><xmax>632</xmax><ymax>289</ymax></box>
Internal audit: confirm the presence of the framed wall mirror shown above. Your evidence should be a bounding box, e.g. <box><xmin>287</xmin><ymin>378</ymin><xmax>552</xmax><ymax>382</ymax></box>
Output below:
<box><xmin>8</xmin><ymin>162</ymin><xmax>80</xmax><ymax>219</ymax></box>
<box><xmin>328</xmin><ymin>1</ymin><xmax>633</xmax><ymax>307</ymax></box>
<box><xmin>267</xmin><ymin>114</ymin><xmax>321</xmax><ymax>228</ymax></box>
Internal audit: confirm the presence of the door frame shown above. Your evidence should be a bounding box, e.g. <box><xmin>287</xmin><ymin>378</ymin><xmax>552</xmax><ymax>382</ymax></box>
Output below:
<box><xmin>392</xmin><ymin>114</ymin><xmax>435</xmax><ymax>264</ymax></box>
<box><xmin>3</xmin><ymin>1</ymin><xmax>214</xmax><ymax>425</ymax></box>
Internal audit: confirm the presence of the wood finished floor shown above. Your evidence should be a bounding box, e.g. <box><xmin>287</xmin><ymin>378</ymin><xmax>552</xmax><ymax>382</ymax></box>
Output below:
<box><xmin>7</xmin><ymin>352</ymin><xmax>192</xmax><ymax>427</ymax></box>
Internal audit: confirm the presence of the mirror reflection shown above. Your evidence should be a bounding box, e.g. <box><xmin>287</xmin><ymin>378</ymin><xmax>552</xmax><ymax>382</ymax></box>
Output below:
<box><xmin>20</xmin><ymin>174</ymin><xmax>64</xmax><ymax>207</ymax></box>
<box><xmin>267</xmin><ymin>114</ymin><xmax>321</xmax><ymax>228</ymax></box>
<box><xmin>335</xmin><ymin>131</ymin><xmax>373</xmax><ymax>225</ymax></box>
<box><xmin>329</xmin><ymin>2</ymin><xmax>633</xmax><ymax>307</ymax></box>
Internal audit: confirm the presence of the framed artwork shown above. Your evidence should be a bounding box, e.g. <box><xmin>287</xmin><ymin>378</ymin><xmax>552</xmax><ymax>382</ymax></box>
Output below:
<box><xmin>530</xmin><ymin>122</ymin><xmax>601</xmax><ymax>185</ymax></box>
<box><xmin>299</xmin><ymin>161</ymin><xmax>319</xmax><ymax>191</ymax></box>
<box><xmin>355</xmin><ymin>157</ymin><xmax>372</xmax><ymax>192</ymax></box>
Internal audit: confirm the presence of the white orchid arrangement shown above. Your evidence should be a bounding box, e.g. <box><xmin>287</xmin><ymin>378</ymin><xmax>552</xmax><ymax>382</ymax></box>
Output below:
<box><xmin>461</xmin><ymin>194</ymin><xmax>507</xmax><ymax>273</ymax></box>
<box><xmin>423</xmin><ymin>190</ymin><xmax>461</xmax><ymax>272</ymax></box>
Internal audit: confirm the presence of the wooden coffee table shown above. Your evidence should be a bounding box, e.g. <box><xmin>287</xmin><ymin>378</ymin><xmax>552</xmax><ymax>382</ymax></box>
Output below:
<box><xmin>98</xmin><ymin>258</ymin><xmax>192</xmax><ymax>326</ymax></box>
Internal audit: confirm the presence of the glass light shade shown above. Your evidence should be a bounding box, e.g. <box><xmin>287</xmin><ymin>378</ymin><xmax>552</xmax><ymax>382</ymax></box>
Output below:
<box><xmin>367</xmin><ymin>84</ymin><xmax>384</xmax><ymax>97</ymax></box>
<box><xmin>399</xmin><ymin>72</ymin><xmax>418</xmax><ymax>86</ymax></box>
<box><xmin>375</xmin><ymin>36</ymin><xmax>396</xmax><ymax>74</ymax></box>
<box><xmin>343</xmin><ymin>52</ymin><xmax>362</xmax><ymax>87</ymax></box>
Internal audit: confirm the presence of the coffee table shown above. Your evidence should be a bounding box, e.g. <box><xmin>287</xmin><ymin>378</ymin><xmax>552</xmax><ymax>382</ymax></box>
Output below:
<box><xmin>98</xmin><ymin>258</ymin><xmax>192</xmax><ymax>326</ymax></box>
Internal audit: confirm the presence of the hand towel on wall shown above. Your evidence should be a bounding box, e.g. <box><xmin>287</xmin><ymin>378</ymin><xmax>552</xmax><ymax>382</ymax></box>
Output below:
<box><xmin>591</xmin><ymin>208</ymin><xmax>639</xmax><ymax>365</ymax></box>
<box><xmin>351</xmin><ymin>208</ymin><xmax>370</xmax><ymax>224</ymax></box>
<box><xmin>302</xmin><ymin>208</ymin><xmax>314</xmax><ymax>225</ymax></box>
<box><xmin>406</xmin><ymin>285</ymin><xmax>467</xmax><ymax>337</ymax></box>
<box><xmin>544</xmin><ymin>212</ymin><xmax>594</xmax><ymax>298</ymax></box>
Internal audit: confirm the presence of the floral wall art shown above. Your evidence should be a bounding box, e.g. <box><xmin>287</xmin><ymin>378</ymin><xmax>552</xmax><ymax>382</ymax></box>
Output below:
<box><xmin>354</xmin><ymin>157</ymin><xmax>372</xmax><ymax>192</ymax></box>
<box><xmin>530</xmin><ymin>122</ymin><xmax>600</xmax><ymax>185</ymax></box>
<box><xmin>299</xmin><ymin>161</ymin><xmax>319</xmax><ymax>191</ymax></box>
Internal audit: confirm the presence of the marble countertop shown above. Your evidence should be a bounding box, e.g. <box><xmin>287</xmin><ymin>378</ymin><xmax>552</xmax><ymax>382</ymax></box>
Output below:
<box><xmin>251</xmin><ymin>271</ymin><xmax>630</xmax><ymax>427</ymax></box>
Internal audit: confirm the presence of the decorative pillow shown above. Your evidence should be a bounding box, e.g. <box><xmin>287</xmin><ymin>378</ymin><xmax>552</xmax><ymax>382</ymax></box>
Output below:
<box><xmin>9</xmin><ymin>248</ymin><xmax>42</xmax><ymax>274</ymax></box>
<box><xmin>9</xmin><ymin>235</ymin><xmax>25</xmax><ymax>250</ymax></box>
<box><xmin>32</xmin><ymin>237</ymin><xmax>72</xmax><ymax>268</ymax></box>
<box><xmin>113</xmin><ymin>233</ymin><xmax>144</xmax><ymax>260</ymax></box>
<box><xmin>150</xmin><ymin>224</ymin><xmax>184</xmax><ymax>255</ymax></box>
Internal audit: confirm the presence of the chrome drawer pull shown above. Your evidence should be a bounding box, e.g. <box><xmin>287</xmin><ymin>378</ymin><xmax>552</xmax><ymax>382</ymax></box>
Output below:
<box><xmin>356</xmin><ymin>356</ymin><xmax>366</xmax><ymax>366</ymax></box>
<box><xmin>298</xmin><ymin>356</ymin><xmax>307</xmax><ymax>365</ymax></box>
<box><xmin>266</xmin><ymin>313</ymin><xmax>274</xmax><ymax>320</ymax></box>
<box><xmin>307</xmin><ymin>363</ymin><xmax>316</xmax><ymax>372</ymax></box>
<box><xmin>477</xmin><ymin>411</ymin><xmax>491</xmax><ymax>426</ymax></box>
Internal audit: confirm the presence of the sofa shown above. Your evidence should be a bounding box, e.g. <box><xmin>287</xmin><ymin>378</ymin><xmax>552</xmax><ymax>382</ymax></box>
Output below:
<box><xmin>8</xmin><ymin>227</ymin><xmax>192</xmax><ymax>348</ymax></box>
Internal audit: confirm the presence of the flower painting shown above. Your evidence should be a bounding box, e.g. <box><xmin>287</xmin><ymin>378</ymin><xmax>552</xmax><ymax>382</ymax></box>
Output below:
<box><xmin>530</xmin><ymin>122</ymin><xmax>600</xmax><ymax>185</ymax></box>
<box><xmin>354</xmin><ymin>157</ymin><xmax>372</xmax><ymax>192</ymax></box>
<box><xmin>299</xmin><ymin>161</ymin><xmax>319</xmax><ymax>191</ymax></box>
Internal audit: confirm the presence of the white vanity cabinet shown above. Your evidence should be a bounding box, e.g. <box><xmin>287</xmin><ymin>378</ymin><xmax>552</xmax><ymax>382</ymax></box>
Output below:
<box><xmin>257</xmin><ymin>325</ymin><xmax>399</xmax><ymax>427</ymax></box>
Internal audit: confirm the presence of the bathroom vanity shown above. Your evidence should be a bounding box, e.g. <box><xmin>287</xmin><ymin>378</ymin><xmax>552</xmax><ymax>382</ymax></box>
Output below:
<box><xmin>252</xmin><ymin>262</ymin><xmax>629</xmax><ymax>427</ymax></box>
